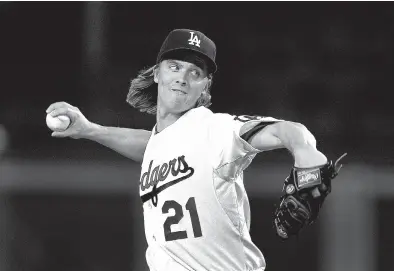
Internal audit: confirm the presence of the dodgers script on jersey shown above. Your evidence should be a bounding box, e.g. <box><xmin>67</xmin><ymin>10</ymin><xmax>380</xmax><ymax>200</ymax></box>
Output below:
<box><xmin>139</xmin><ymin>107</ymin><xmax>280</xmax><ymax>271</ymax></box>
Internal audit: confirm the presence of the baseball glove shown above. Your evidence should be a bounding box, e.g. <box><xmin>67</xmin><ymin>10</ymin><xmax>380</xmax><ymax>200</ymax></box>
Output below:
<box><xmin>273</xmin><ymin>153</ymin><xmax>347</xmax><ymax>240</ymax></box>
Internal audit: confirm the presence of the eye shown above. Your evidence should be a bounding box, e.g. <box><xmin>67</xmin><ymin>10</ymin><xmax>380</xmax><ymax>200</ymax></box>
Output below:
<box><xmin>190</xmin><ymin>69</ymin><xmax>201</xmax><ymax>77</ymax></box>
<box><xmin>168</xmin><ymin>63</ymin><xmax>179</xmax><ymax>71</ymax></box>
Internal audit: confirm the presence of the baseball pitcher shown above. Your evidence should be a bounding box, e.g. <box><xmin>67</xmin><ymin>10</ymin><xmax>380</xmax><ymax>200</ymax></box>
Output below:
<box><xmin>46</xmin><ymin>29</ymin><xmax>346</xmax><ymax>271</ymax></box>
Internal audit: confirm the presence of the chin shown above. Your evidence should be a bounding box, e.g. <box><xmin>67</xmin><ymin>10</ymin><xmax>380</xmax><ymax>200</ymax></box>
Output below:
<box><xmin>160</xmin><ymin>95</ymin><xmax>199</xmax><ymax>114</ymax></box>
<box><xmin>167</xmin><ymin>97</ymin><xmax>192</xmax><ymax>110</ymax></box>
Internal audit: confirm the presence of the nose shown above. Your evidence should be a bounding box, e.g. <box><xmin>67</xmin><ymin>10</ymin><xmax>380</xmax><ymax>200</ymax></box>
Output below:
<box><xmin>175</xmin><ymin>72</ymin><xmax>188</xmax><ymax>86</ymax></box>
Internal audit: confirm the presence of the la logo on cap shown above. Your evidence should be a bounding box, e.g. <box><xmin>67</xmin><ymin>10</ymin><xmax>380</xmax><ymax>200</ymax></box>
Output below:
<box><xmin>188</xmin><ymin>32</ymin><xmax>201</xmax><ymax>47</ymax></box>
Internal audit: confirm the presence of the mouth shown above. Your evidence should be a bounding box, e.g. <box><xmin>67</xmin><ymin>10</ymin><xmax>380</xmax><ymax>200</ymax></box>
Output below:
<box><xmin>171</xmin><ymin>88</ymin><xmax>187</xmax><ymax>94</ymax></box>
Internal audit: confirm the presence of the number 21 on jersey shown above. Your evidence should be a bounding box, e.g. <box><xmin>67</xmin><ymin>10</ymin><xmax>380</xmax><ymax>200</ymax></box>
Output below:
<box><xmin>162</xmin><ymin>197</ymin><xmax>202</xmax><ymax>241</ymax></box>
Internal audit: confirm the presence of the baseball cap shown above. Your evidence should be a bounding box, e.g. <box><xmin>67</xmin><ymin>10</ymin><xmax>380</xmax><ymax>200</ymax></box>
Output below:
<box><xmin>156</xmin><ymin>29</ymin><xmax>217</xmax><ymax>74</ymax></box>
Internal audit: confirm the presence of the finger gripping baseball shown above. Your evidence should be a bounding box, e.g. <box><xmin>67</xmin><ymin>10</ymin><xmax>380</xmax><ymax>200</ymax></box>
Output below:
<box><xmin>273</xmin><ymin>153</ymin><xmax>347</xmax><ymax>240</ymax></box>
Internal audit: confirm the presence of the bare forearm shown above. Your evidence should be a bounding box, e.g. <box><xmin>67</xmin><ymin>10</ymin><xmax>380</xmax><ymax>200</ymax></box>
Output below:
<box><xmin>273</xmin><ymin>121</ymin><xmax>315</xmax><ymax>150</ymax></box>
<box><xmin>270</xmin><ymin>121</ymin><xmax>327</xmax><ymax>167</ymax></box>
<box><xmin>84</xmin><ymin>124</ymin><xmax>151</xmax><ymax>162</ymax></box>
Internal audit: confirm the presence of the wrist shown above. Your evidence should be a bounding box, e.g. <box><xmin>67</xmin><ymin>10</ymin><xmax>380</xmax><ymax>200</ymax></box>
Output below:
<box><xmin>292</xmin><ymin>145</ymin><xmax>327</xmax><ymax>168</ymax></box>
<box><xmin>83</xmin><ymin>122</ymin><xmax>103</xmax><ymax>140</ymax></box>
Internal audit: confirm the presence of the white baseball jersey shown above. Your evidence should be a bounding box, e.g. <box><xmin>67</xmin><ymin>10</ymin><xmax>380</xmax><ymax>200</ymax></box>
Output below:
<box><xmin>139</xmin><ymin>107</ymin><xmax>280</xmax><ymax>271</ymax></box>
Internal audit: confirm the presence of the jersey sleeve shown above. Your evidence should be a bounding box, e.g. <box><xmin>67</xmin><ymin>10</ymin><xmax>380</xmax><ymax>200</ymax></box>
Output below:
<box><xmin>207</xmin><ymin>113</ymin><xmax>282</xmax><ymax>179</ymax></box>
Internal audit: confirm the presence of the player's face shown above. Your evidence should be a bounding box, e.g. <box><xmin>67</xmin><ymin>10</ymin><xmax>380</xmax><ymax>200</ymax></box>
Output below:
<box><xmin>154</xmin><ymin>59</ymin><xmax>209</xmax><ymax>114</ymax></box>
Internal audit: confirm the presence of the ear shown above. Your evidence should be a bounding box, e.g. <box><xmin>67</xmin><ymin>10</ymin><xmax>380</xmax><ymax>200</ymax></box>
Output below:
<box><xmin>204</xmin><ymin>75</ymin><xmax>213</xmax><ymax>91</ymax></box>
<box><xmin>153</xmin><ymin>65</ymin><xmax>159</xmax><ymax>83</ymax></box>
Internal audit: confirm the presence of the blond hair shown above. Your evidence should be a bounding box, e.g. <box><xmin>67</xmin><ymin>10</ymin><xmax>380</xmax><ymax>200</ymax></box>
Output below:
<box><xmin>126</xmin><ymin>65</ymin><xmax>213</xmax><ymax>115</ymax></box>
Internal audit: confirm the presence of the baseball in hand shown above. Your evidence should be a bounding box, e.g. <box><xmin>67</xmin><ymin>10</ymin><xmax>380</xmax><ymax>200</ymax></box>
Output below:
<box><xmin>46</xmin><ymin>114</ymin><xmax>71</xmax><ymax>132</ymax></box>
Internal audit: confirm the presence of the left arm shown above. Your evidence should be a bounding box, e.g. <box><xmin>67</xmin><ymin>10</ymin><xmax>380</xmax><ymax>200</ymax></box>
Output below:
<box><xmin>246</xmin><ymin>121</ymin><xmax>327</xmax><ymax>168</ymax></box>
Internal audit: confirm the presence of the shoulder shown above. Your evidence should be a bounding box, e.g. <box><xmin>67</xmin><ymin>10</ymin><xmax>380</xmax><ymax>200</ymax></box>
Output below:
<box><xmin>191</xmin><ymin>107</ymin><xmax>284</xmax><ymax>133</ymax></box>
<box><xmin>210</xmin><ymin>112</ymin><xmax>282</xmax><ymax>129</ymax></box>
<box><xmin>184</xmin><ymin>107</ymin><xmax>232</xmax><ymax>127</ymax></box>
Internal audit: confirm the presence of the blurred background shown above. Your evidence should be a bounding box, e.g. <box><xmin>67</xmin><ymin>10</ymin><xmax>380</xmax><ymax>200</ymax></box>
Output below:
<box><xmin>0</xmin><ymin>2</ymin><xmax>393</xmax><ymax>271</ymax></box>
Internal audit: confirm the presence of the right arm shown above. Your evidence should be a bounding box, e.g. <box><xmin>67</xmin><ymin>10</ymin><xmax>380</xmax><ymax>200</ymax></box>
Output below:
<box><xmin>84</xmin><ymin>124</ymin><xmax>150</xmax><ymax>162</ymax></box>
<box><xmin>46</xmin><ymin>102</ymin><xmax>151</xmax><ymax>163</ymax></box>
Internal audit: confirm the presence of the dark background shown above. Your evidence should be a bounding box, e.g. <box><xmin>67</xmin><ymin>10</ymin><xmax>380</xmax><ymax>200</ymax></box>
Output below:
<box><xmin>0</xmin><ymin>2</ymin><xmax>393</xmax><ymax>271</ymax></box>
<box><xmin>1</xmin><ymin>2</ymin><xmax>393</xmax><ymax>163</ymax></box>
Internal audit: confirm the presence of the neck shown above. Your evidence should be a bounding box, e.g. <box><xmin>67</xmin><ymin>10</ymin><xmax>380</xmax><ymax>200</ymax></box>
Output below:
<box><xmin>156</xmin><ymin>106</ymin><xmax>186</xmax><ymax>133</ymax></box>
